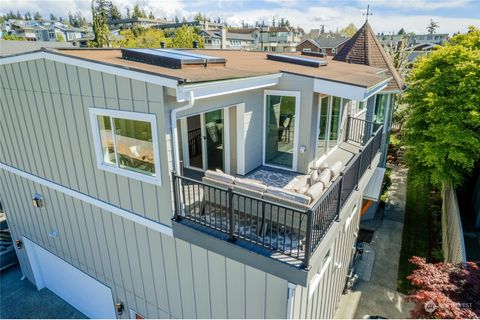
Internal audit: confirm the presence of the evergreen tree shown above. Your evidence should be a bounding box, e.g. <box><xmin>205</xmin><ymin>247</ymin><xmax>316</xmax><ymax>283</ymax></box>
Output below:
<box><xmin>91</xmin><ymin>0</ymin><xmax>110</xmax><ymax>47</ymax></box>
<box><xmin>427</xmin><ymin>19</ymin><xmax>439</xmax><ymax>34</ymax></box>
<box><xmin>50</xmin><ymin>13</ymin><xmax>57</xmax><ymax>21</ymax></box>
<box><xmin>174</xmin><ymin>16</ymin><xmax>179</xmax><ymax>23</ymax></box>
<box><xmin>108</xmin><ymin>2</ymin><xmax>122</xmax><ymax>20</ymax></box>
<box><xmin>148</xmin><ymin>11</ymin><xmax>155</xmax><ymax>19</ymax></box>
<box><xmin>34</xmin><ymin>12</ymin><xmax>42</xmax><ymax>21</ymax></box>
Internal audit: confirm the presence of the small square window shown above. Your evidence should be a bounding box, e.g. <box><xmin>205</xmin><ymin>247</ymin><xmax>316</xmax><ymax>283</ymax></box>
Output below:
<box><xmin>90</xmin><ymin>108</ymin><xmax>161</xmax><ymax>185</ymax></box>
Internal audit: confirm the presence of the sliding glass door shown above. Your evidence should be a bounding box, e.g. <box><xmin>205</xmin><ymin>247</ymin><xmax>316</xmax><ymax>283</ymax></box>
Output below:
<box><xmin>264</xmin><ymin>92</ymin><xmax>299</xmax><ymax>170</ymax></box>
<box><xmin>204</xmin><ymin>109</ymin><xmax>224</xmax><ymax>171</ymax></box>
<box><xmin>316</xmin><ymin>96</ymin><xmax>343</xmax><ymax>158</ymax></box>
<box><xmin>183</xmin><ymin>109</ymin><xmax>225</xmax><ymax>172</ymax></box>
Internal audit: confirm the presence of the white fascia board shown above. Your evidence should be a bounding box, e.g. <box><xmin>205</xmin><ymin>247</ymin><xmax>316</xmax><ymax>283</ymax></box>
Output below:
<box><xmin>313</xmin><ymin>77</ymin><xmax>389</xmax><ymax>101</ymax></box>
<box><xmin>176</xmin><ymin>73</ymin><xmax>281</xmax><ymax>102</ymax></box>
<box><xmin>0</xmin><ymin>51</ymin><xmax>179</xmax><ymax>89</ymax></box>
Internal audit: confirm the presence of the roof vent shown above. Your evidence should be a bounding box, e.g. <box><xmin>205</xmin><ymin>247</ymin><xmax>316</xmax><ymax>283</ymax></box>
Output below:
<box><xmin>121</xmin><ymin>48</ymin><xmax>226</xmax><ymax>69</ymax></box>
<box><xmin>267</xmin><ymin>54</ymin><xmax>327</xmax><ymax>67</ymax></box>
<box><xmin>301</xmin><ymin>51</ymin><xmax>326</xmax><ymax>58</ymax></box>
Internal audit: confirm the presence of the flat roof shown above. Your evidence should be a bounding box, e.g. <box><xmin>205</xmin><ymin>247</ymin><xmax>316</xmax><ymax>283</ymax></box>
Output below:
<box><xmin>45</xmin><ymin>48</ymin><xmax>389</xmax><ymax>88</ymax></box>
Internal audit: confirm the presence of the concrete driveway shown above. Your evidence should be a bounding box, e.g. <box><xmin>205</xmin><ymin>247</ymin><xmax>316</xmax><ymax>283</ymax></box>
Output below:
<box><xmin>0</xmin><ymin>264</ymin><xmax>86</xmax><ymax>319</ymax></box>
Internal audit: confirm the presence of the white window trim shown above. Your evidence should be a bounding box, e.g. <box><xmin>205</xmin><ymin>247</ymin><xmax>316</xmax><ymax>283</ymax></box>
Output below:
<box><xmin>129</xmin><ymin>308</ymin><xmax>145</xmax><ymax>319</ymax></box>
<box><xmin>308</xmin><ymin>247</ymin><xmax>332</xmax><ymax>299</ymax></box>
<box><xmin>263</xmin><ymin>90</ymin><xmax>301</xmax><ymax>171</ymax></box>
<box><xmin>345</xmin><ymin>204</ymin><xmax>358</xmax><ymax>232</ymax></box>
<box><xmin>89</xmin><ymin>108</ymin><xmax>162</xmax><ymax>186</ymax></box>
<box><xmin>315</xmin><ymin>95</ymin><xmax>343</xmax><ymax>160</ymax></box>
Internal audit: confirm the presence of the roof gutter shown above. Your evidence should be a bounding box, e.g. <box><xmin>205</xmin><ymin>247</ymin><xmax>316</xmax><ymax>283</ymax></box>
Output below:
<box><xmin>171</xmin><ymin>90</ymin><xmax>195</xmax><ymax>174</ymax></box>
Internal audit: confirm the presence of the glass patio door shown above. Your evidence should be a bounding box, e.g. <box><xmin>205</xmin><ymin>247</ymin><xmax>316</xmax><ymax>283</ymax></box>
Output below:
<box><xmin>185</xmin><ymin>115</ymin><xmax>203</xmax><ymax>170</ymax></box>
<box><xmin>204</xmin><ymin>109</ymin><xmax>224</xmax><ymax>171</ymax></box>
<box><xmin>316</xmin><ymin>96</ymin><xmax>343</xmax><ymax>158</ymax></box>
<box><xmin>264</xmin><ymin>93</ymin><xmax>298</xmax><ymax>169</ymax></box>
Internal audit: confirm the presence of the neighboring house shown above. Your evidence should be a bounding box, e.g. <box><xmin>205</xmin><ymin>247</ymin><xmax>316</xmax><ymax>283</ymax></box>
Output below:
<box><xmin>259</xmin><ymin>26</ymin><xmax>304</xmax><ymax>52</ymax></box>
<box><xmin>296</xmin><ymin>37</ymin><xmax>350</xmax><ymax>56</ymax></box>
<box><xmin>9</xmin><ymin>23</ymin><xmax>37</xmax><ymax>41</ymax></box>
<box><xmin>406</xmin><ymin>42</ymin><xmax>440</xmax><ymax>62</ymax></box>
<box><xmin>108</xmin><ymin>17</ymin><xmax>171</xmax><ymax>29</ymax></box>
<box><xmin>200</xmin><ymin>29</ymin><xmax>255</xmax><ymax>50</ymax></box>
<box><xmin>333</xmin><ymin>21</ymin><xmax>406</xmax><ymax>220</ymax></box>
<box><xmin>34</xmin><ymin>25</ymin><xmax>57</xmax><ymax>42</ymax></box>
<box><xmin>0</xmin><ymin>46</ymin><xmax>392</xmax><ymax>319</ymax></box>
<box><xmin>377</xmin><ymin>33</ymin><xmax>449</xmax><ymax>47</ymax></box>
<box><xmin>154</xmin><ymin>20</ymin><xmax>224</xmax><ymax>31</ymax></box>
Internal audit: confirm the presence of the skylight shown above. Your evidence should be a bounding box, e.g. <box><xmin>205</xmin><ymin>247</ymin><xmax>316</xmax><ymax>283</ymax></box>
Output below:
<box><xmin>267</xmin><ymin>54</ymin><xmax>328</xmax><ymax>68</ymax></box>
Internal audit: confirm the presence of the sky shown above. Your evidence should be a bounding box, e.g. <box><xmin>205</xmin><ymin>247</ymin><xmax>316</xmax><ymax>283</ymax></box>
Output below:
<box><xmin>1</xmin><ymin>0</ymin><xmax>479</xmax><ymax>35</ymax></box>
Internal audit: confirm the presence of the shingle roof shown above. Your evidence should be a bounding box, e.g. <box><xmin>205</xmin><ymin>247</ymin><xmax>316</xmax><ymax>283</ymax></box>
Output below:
<box><xmin>333</xmin><ymin>22</ymin><xmax>405</xmax><ymax>92</ymax></box>
<box><xmin>301</xmin><ymin>37</ymin><xmax>349</xmax><ymax>49</ymax></box>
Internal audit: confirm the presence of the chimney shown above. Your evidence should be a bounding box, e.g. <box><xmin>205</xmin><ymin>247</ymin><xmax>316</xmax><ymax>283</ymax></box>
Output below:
<box><xmin>221</xmin><ymin>27</ymin><xmax>227</xmax><ymax>49</ymax></box>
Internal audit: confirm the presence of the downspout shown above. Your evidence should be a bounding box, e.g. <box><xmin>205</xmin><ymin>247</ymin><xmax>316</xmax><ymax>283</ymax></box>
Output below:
<box><xmin>286</xmin><ymin>282</ymin><xmax>297</xmax><ymax>319</ymax></box>
<box><xmin>171</xmin><ymin>90</ymin><xmax>195</xmax><ymax>174</ymax></box>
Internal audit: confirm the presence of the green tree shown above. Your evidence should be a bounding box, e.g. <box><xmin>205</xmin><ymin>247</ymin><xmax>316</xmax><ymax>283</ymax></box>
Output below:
<box><xmin>108</xmin><ymin>2</ymin><xmax>122</xmax><ymax>20</ymax></box>
<box><xmin>340</xmin><ymin>23</ymin><xmax>357</xmax><ymax>37</ymax></box>
<box><xmin>171</xmin><ymin>25</ymin><xmax>204</xmax><ymax>48</ymax></box>
<box><xmin>132</xmin><ymin>5</ymin><xmax>147</xmax><ymax>18</ymax></box>
<box><xmin>34</xmin><ymin>11</ymin><xmax>42</xmax><ymax>21</ymax></box>
<box><xmin>427</xmin><ymin>19</ymin><xmax>439</xmax><ymax>34</ymax></box>
<box><xmin>56</xmin><ymin>33</ymin><xmax>65</xmax><ymax>42</ymax></box>
<box><xmin>50</xmin><ymin>13</ymin><xmax>57</xmax><ymax>21</ymax></box>
<box><xmin>398</xmin><ymin>28</ymin><xmax>406</xmax><ymax>35</ymax></box>
<box><xmin>402</xmin><ymin>26</ymin><xmax>480</xmax><ymax>187</ymax></box>
<box><xmin>2</xmin><ymin>33</ymin><xmax>26</xmax><ymax>40</ymax></box>
<box><xmin>115</xmin><ymin>27</ymin><xmax>170</xmax><ymax>48</ymax></box>
<box><xmin>90</xmin><ymin>0</ymin><xmax>110</xmax><ymax>47</ymax></box>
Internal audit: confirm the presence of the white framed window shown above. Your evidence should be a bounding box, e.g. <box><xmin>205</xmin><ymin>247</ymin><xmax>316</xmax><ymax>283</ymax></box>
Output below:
<box><xmin>89</xmin><ymin>108</ymin><xmax>162</xmax><ymax>185</ymax></box>
<box><xmin>332</xmin><ymin>48</ymin><xmax>337</xmax><ymax>54</ymax></box>
<box><xmin>263</xmin><ymin>90</ymin><xmax>301</xmax><ymax>171</ymax></box>
<box><xmin>308</xmin><ymin>247</ymin><xmax>332</xmax><ymax>299</ymax></box>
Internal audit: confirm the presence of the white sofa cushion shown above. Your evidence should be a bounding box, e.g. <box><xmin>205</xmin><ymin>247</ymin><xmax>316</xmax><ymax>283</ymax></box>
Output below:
<box><xmin>204</xmin><ymin>170</ymin><xmax>235</xmax><ymax>184</ymax></box>
<box><xmin>266</xmin><ymin>186</ymin><xmax>311</xmax><ymax>205</ymax></box>
<box><xmin>318</xmin><ymin>168</ymin><xmax>332</xmax><ymax>187</ymax></box>
<box><xmin>296</xmin><ymin>185</ymin><xmax>309</xmax><ymax>195</ymax></box>
<box><xmin>330</xmin><ymin>161</ymin><xmax>343</xmax><ymax>179</ymax></box>
<box><xmin>311</xmin><ymin>155</ymin><xmax>328</xmax><ymax>171</ymax></box>
<box><xmin>234</xmin><ymin>177</ymin><xmax>267</xmax><ymax>193</ymax></box>
<box><xmin>310</xmin><ymin>169</ymin><xmax>319</xmax><ymax>185</ymax></box>
<box><xmin>306</xmin><ymin>182</ymin><xmax>324</xmax><ymax>200</ymax></box>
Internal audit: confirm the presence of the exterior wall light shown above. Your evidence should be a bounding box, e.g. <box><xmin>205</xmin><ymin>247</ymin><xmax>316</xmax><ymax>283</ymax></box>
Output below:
<box><xmin>32</xmin><ymin>193</ymin><xmax>44</xmax><ymax>208</ymax></box>
<box><xmin>15</xmin><ymin>239</ymin><xmax>23</xmax><ymax>249</ymax></box>
<box><xmin>116</xmin><ymin>302</ymin><xmax>124</xmax><ymax>315</ymax></box>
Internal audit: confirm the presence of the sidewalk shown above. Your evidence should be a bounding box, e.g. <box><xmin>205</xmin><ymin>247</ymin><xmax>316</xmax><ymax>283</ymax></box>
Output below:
<box><xmin>334</xmin><ymin>160</ymin><xmax>413</xmax><ymax>319</ymax></box>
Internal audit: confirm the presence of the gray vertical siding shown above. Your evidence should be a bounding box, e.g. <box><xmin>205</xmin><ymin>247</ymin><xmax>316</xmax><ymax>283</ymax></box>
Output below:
<box><xmin>290</xmin><ymin>193</ymin><xmax>362</xmax><ymax>319</ymax></box>
<box><xmin>0</xmin><ymin>58</ymin><xmax>290</xmax><ymax>319</ymax></box>
<box><xmin>0</xmin><ymin>60</ymin><xmax>173</xmax><ymax>225</ymax></box>
<box><xmin>0</xmin><ymin>169</ymin><xmax>290</xmax><ymax>318</ymax></box>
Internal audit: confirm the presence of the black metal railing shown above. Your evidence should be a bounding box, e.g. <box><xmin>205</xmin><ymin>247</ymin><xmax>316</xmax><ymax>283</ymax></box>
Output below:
<box><xmin>345</xmin><ymin>117</ymin><xmax>378</xmax><ymax>144</ymax></box>
<box><xmin>172</xmin><ymin>121</ymin><xmax>384</xmax><ymax>269</ymax></box>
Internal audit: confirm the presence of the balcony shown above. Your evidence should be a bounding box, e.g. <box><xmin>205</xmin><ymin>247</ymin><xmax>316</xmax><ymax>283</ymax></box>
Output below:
<box><xmin>171</xmin><ymin>117</ymin><xmax>383</xmax><ymax>272</ymax></box>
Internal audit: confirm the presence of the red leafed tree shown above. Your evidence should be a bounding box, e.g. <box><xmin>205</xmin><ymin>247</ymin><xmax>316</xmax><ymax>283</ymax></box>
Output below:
<box><xmin>406</xmin><ymin>256</ymin><xmax>480</xmax><ymax>318</ymax></box>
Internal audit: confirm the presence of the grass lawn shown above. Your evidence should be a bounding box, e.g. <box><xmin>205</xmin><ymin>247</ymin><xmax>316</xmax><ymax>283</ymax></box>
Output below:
<box><xmin>397</xmin><ymin>171</ymin><xmax>432</xmax><ymax>294</ymax></box>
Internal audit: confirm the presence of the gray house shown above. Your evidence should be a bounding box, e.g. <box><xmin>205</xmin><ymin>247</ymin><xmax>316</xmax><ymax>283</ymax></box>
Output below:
<box><xmin>0</xmin><ymin>46</ymin><xmax>398</xmax><ymax>318</ymax></box>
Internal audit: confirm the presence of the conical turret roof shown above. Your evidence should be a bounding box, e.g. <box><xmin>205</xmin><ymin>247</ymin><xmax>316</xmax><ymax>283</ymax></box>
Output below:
<box><xmin>333</xmin><ymin>22</ymin><xmax>405</xmax><ymax>92</ymax></box>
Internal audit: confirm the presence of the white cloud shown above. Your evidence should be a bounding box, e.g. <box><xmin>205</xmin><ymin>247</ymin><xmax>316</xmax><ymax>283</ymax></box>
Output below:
<box><xmin>0</xmin><ymin>0</ymin><xmax>478</xmax><ymax>35</ymax></box>
<box><xmin>359</xmin><ymin>0</ymin><xmax>471</xmax><ymax>10</ymax></box>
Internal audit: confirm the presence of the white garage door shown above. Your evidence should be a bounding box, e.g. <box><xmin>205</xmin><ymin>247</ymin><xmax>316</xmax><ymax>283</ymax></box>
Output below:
<box><xmin>23</xmin><ymin>237</ymin><xmax>116</xmax><ymax>319</ymax></box>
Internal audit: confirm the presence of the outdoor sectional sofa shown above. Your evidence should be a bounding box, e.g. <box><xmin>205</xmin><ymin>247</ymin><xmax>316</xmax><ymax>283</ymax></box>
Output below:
<box><xmin>197</xmin><ymin>156</ymin><xmax>344</xmax><ymax>237</ymax></box>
